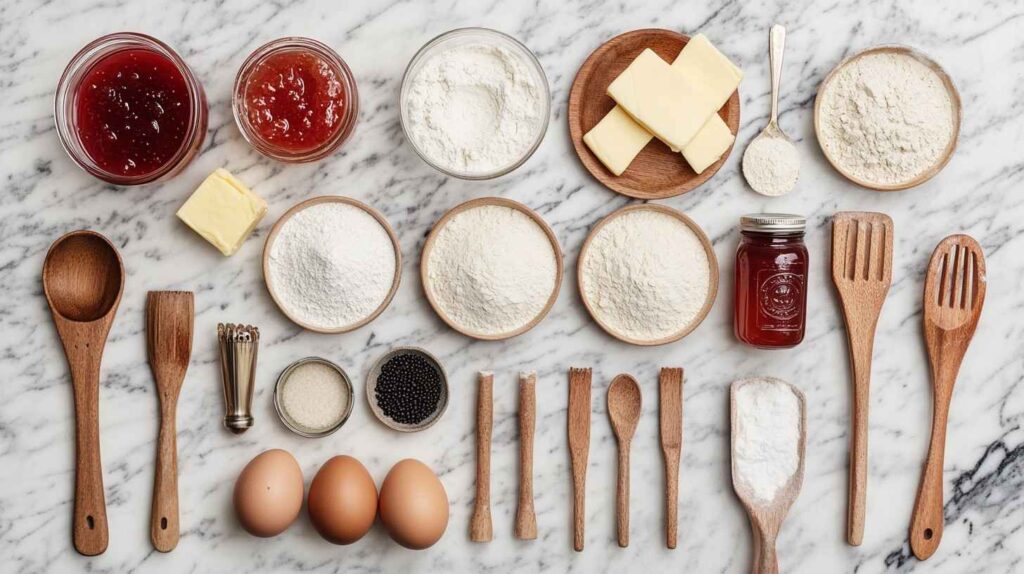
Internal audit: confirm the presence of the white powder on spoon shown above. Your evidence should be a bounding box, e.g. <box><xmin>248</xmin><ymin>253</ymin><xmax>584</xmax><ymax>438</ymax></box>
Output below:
<box><xmin>267</xmin><ymin>201</ymin><xmax>397</xmax><ymax>330</ymax></box>
<box><xmin>425</xmin><ymin>204</ymin><xmax>557</xmax><ymax>337</ymax></box>
<box><xmin>580</xmin><ymin>209</ymin><xmax>711</xmax><ymax>342</ymax></box>
<box><xmin>733</xmin><ymin>378</ymin><xmax>802</xmax><ymax>504</ymax></box>
<box><xmin>743</xmin><ymin>135</ymin><xmax>800</xmax><ymax>196</ymax></box>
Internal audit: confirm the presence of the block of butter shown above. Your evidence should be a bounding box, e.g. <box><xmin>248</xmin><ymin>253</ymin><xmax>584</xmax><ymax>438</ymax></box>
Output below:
<box><xmin>177</xmin><ymin>168</ymin><xmax>267</xmax><ymax>256</ymax></box>
<box><xmin>585</xmin><ymin>36</ymin><xmax>741</xmax><ymax>175</ymax></box>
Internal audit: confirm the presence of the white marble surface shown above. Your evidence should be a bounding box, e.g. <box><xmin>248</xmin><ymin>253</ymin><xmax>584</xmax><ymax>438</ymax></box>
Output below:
<box><xmin>2</xmin><ymin>0</ymin><xmax>1023</xmax><ymax>572</ymax></box>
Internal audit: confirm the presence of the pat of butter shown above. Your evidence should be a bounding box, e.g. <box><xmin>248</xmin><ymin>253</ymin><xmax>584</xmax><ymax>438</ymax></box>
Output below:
<box><xmin>584</xmin><ymin>35</ymin><xmax>741</xmax><ymax>175</ymax></box>
<box><xmin>177</xmin><ymin>169</ymin><xmax>267</xmax><ymax>256</ymax></box>
<box><xmin>682</xmin><ymin>114</ymin><xmax>735</xmax><ymax>174</ymax></box>
<box><xmin>607</xmin><ymin>49</ymin><xmax>715</xmax><ymax>151</ymax></box>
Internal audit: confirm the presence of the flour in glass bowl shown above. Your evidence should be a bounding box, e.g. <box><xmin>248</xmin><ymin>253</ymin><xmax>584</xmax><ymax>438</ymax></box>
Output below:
<box><xmin>403</xmin><ymin>32</ymin><xmax>548</xmax><ymax>177</ymax></box>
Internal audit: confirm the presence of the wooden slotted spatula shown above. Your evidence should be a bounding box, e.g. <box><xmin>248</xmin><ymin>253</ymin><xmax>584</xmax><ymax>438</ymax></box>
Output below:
<box><xmin>567</xmin><ymin>367</ymin><xmax>592</xmax><ymax>552</ymax></box>
<box><xmin>909</xmin><ymin>235</ymin><xmax>986</xmax><ymax>560</ymax></box>
<box><xmin>831</xmin><ymin>212</ymin><xmax>893</xmax><ymax>546</ymax></box>
<box><xmin>146</xmin><ymin>291</ymin><xmax>194</xmax><ymax>552</ymax></box>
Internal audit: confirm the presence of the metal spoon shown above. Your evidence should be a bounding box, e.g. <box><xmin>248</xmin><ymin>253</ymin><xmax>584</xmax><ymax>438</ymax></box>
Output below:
<box><xmin>743</xmin><ymin>25</ymin><xmax>800</xmax><ymax>196</ymax></box>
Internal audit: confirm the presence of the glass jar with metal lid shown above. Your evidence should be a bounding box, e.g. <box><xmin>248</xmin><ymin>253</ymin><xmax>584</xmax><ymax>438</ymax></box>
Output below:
<box><xmin>734</xmin><ymin>213</ymin><xmax>808</xmax><ymax>348</ymax></box>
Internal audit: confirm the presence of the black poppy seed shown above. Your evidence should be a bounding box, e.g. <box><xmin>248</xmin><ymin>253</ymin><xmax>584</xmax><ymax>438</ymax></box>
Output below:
<box><xmin>375</xmin><ymin>352</ymin><xmax>443</xmax><ymax>425</ymax></box>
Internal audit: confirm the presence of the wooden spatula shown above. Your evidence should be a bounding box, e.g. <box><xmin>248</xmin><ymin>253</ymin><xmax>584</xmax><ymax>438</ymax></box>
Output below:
<box><xmin>659</xmin><ymin>368</ymin><xmax>684</xmax><ymax>549</ymax></box>
<box><xmin>831</xmin><ymin>212</ymin><xmax>893</xmax><ymax>546</ymax></box>
<box><xmin>910</xmin><ymin>235</ymin><xmax>986</xmax><ymax>560</ymax></box>
<box><xmin>146</xmin><ymin>291</ymin><xmax>194</xmax><ymax>552</ymax></box>
<box><xmin>567</xmin><ymin>367</ymin><xmax>592</xmax><ymax>552</ymax></box>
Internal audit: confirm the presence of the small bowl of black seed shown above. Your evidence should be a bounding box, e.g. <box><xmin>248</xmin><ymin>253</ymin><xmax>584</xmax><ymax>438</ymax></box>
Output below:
<box><xmin>366</xmin><ymin>346</ymin><xmax>448</xmax><ymax>432</ymax></box>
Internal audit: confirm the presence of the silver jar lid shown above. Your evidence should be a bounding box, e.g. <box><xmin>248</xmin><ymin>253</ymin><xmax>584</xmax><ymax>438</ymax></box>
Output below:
<box><xmin>740</xmin><ymin>213</ymin><xmax>806</xmax><ymax>234</ymax></box>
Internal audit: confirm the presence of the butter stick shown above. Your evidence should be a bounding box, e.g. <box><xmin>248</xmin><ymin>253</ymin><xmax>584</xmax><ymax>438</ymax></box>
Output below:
<box><xmin>177</xmin><ymin>168</ymin><xmax>267</xmax><ymax>256</ymax></box>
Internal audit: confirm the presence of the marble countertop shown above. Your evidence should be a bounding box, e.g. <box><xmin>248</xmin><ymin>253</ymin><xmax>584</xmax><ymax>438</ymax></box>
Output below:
<box><xmin>2</xmin><ymin>0</ymin><xmax>1023</xmax><ymax>572</ymax></box>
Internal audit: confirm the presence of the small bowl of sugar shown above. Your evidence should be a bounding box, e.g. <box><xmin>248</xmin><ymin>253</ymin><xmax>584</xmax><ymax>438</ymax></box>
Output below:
<box><xmin>274</xmin><ymin>357</ymin><xmax>354</xmax><ymax>438</ymax></box>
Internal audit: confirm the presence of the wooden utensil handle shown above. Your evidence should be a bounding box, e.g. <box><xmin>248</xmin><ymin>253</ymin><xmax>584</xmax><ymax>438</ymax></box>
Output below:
<box><xmin>754</xmin><ymin>528</ymin><xmax>780</xmax><ymax>574</ymax></box>
<box><xmin>68</xmin><ymin>350</ymin><xmax>108</xmax><ymax>556</ymax></box>
<box><xmin>515</xmin><ymin>374</ymin><xmax>537</xmax><ymax>540</ymax></box>
<box><xmin>616</xmin><ymin>445</ymin><xmax>631</xmax><ymax>547</ymax></box>
<box><xmin>910</xmin><ymin>397</ymin><xmax>950</xmax><ymax>560</ymax></box>
<box><xmin>151</xmin><ymin>394</ymin><xmax>180</xmax><ymax>552</ymax></box>
<box><xmin>571</xmin><ymin>464</ymin><xmax>586</xmax><ymax>551</ymax></box>
<box><xmin>470</xmin><ymin>373</ymin><xmax>493</xmax><ymax>542</ymax></box>
<box><xmin>664</xmin><ymin>451</ymin><xmax>680</xmax><ymax>549</ymax></box>
<box><xmin>846</xmin><ymin>327</ymin><xmax>876</xmax><ymax>547</ymax></box>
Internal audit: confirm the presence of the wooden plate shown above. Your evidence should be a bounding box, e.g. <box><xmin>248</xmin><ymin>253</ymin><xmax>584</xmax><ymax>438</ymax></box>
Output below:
<box><xmin>814</xmin><ymin>45</ymin><xmax>961</xmax><ymax>191</ymax></box>
<box><xmin>420</xmin><ymin>197</ymin><xmax>564</xmax><ymax>341</ymax></box>
<box><xmin>568</xmin><ymin>29</ymin><xmax>741</xmax><ymax>199</ymax></box>
<box><xmin>577</xmin><ymin>203</ymin><xmax>719</xmax><ymax>346</ymax></box>
<box><xmin>262</xmin><ymin>196</ymin><xmax>402</xmax><ymax>334</ymax></box>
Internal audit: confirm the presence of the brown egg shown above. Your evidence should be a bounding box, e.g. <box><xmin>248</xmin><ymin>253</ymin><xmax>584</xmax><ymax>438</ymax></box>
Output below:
<box><xmin>307</xmin><ymin>455</ymin><xmax>378</xmax><ymax>544</ymax></box>
<box><xmin>233</xmin><ymin>449</ymin><xmax>304</xmax><ymax>537</ymax></box>
<box><xmin>378</xmin><ymin>458</ymin><xmax>449</xmax><ymax>549</ymax></box>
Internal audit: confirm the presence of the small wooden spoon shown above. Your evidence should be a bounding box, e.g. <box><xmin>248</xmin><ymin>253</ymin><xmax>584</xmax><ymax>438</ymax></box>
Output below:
<box><xmin>146</xmin><ymin>291</ymin><xmax>194</xmax><ymax>552</ymax></box>
<box><xmin>730</xmin><ymin>377</ymin><xmax>807</xmax><ymax>574</ymax></box>
<box><xmin>607</xmin><ymin>374</ymin><xmax>642</xmax><ymax>548</ymax></box>
<box><xmin>910</xmin><ymin>235</ymin><xmax>987</xmax><ymax>560</ymax></box>
<box><xmin>42</xmin><ymin>230</ymin><xmax>125</xmax><ymax>556</ymax></box>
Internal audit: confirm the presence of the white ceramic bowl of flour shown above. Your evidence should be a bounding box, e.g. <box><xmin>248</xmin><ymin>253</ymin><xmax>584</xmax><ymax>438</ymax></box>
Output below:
<box><xmin>421</xmin><ymin>197</ymin><xmax>563</xmax><ymax>340</ymax></box>
<box><xmin>263</xmin><ymin>196</ymin><xmax>402</xmax><ymax>333</ymax></box>
<box><xmin>400</xmin><ymin>28</ymin><xmax>551</xmax><ymax>179</ymax></box>
<box><xmin>577</xmin><ymin>204</ymin><xmax>719</xmax><ymax>346</ymax></box>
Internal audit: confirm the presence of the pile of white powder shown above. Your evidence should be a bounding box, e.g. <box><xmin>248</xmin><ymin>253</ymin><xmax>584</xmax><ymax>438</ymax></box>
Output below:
<box><xmin>267</xmin><ymin>202</ymin><xmax>397</xmax><ymax>330</ymax></box>
<box><xmin>742</xmin><ymin>135</ymin><xmax>800</xmax><ymax>196</ymax></box>
<box><xmin>404</xmin><ymin>39</ymin><xmax>546</xmax><ymax>175</ymax></box>
<box><xmin>817</xmin><ymin>52</ymin><xmax>955</xmax><ymax>186</ymax></box>
<box><xmin>580</xmin><ymin>209</ymin><xmax>711</xmax><ymax>342</ymax></box>
<box><xmin>733</xmin><ymin>378</ymin><xmax>802</xmax><ymax>504</ymax></box>
<box><xmin>426</xmin><ymin>204</ymin><xmax>557</xmax><ymax>336</ymax></box>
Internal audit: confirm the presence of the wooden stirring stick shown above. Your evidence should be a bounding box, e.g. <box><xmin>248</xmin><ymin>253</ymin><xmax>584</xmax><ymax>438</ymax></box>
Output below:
<box><xmin>146</xmin><ymin>291</ymin><xmax>194</xmax><ymax>553</ymax></box>
<box><xmin>470</xmin><ymin>372</ymin><xmax>493</xmax><ymax>542</ymax></box>
<box><xmin>567</xmin><ymin>368</ymin><xmax>592</xmax><ymax>551</ymax></box>
<box><xmin>515</xmin><ymin>372</ymin><xmax>538</xmax><ymax>540</ymax></box>
<box><xmin>659</xmin><ymin>368</ymin><xmax>684</xmax><ymax>549</ymax></box>
<box><xmin>831</xmin><ymin>212</ymin><xmax>893</xmax><ymax>546</ymax></box>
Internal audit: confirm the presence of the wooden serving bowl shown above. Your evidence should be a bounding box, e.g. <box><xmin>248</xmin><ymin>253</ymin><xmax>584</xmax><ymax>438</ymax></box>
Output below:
<box><xmin>568</xmin><ymin>29</ymin><xmax>741</xmax><ymax>199</ymax></box>
<box><xmin>577</xmin><ymin>203</ymin><xmax>719</xmax><ymax>346</ymax></box>
<box><xmin>420</xmin><ymin>197</ymin><xmax>564</xmax><ymax>341</ymax></box>
<box><xmin>262</xmin><ymin>196</ymin><xmax>402</xmax><ymax>334</ymax></box>
<box><xmin>814</xmin><ymin>45</ymin><xmax>961</xmax><ymax>191</ymax></box>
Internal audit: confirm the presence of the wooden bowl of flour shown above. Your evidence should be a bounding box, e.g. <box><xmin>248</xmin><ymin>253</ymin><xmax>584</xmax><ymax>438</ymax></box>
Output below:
<box><xmin>420</xmin><ymin>197</ymin><xmax>563</xmax><ymax>341</ymax></box>
<box><xmin>814</xmin><ymin>45</ymin><xmax>961</xmax><ymax>192</ymax></box>
<box><xmin>577</xmin><ymin>203</ymin><xmax>719</xmax><ymax>346</ymax></box>
<box><xmin>263</xmin><ymin>196</ymin><xmax>402</xmax><ymax>334</ymax></box>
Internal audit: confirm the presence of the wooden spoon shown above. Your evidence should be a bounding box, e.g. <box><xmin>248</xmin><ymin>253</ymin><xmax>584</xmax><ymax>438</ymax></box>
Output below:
<box><xmin>730</xmin><ymin>377</ymin><xmax>807</xmax><ymax>574</ymax></box>
<box><xmin>470</xmin><ymin>371</ymin><xmax>493</xmax><ymax>542</ymax></box>
<box><xmin>910</xmin><ymin>235</ymin><xmax>987</xmax><ymax>560</ymax></box>
<box><xmin>146</xmin><ymin>291</ymin><xmax>194</xmax><ymax>552</ymax></box>
<box><xmin>515</xmin><ymin>371</ymin><xmax>538</xmax><ymax>540</ymax></box>
<box><xmin>567</xmin><ymin>367</ymin><xmax>592</xmax><ymax>551</ymax></box>
<box><xmin>659</xmin><ymin>367</ymin><xmax>684</xmax><ymax>549</ymax></box>
<box><xmin>831</xmin><ymin>212</ymin><xmax>893</xmax><ymax>546</ymax></box>
<box><xmin>42</xmin><ymin>230</ymin><xmax>125</xmax><ymax>556</ymax></box>
<box><xmin>607</xmin><ymin>374</ymin><xmax>642</xmax><ymax>548</ymax></box>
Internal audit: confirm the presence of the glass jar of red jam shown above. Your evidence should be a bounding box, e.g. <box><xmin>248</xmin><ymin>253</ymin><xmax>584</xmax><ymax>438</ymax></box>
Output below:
<box><xmin>233</xmin><ymin>37</ymin><xmax>358</xmax><ymax>163</ymax></box>
<box><xmin>54</xmin><ymin>33</ymin><xmax>208</xmax><ymax>186</ymax></box>
<box><xmin>734</xmin><ymin>214</ymin><xmax>808</xmax><ymax>349</ymax></box>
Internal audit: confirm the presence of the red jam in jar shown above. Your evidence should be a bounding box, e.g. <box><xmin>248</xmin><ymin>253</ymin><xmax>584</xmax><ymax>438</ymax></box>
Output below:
<box><xmin>75</xmin><ymin>49</ymin><xmax>192</xmax><ymax>176</ymax></box>
<box><xmin>734</xmin><ymin>214</ymin><xmax>809</xmax><ymax>349</ymax></box>
<box><xmin>234</xmin><ymin>38</ymin><xmax>357</xmax><ymax>162</ymax></box>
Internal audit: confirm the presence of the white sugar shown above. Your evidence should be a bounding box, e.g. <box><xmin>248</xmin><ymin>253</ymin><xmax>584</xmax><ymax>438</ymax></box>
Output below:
<box><xmin>281</xmin><ymin>362</ymin><xmax>350</xmax><ymax>431</ymax></box>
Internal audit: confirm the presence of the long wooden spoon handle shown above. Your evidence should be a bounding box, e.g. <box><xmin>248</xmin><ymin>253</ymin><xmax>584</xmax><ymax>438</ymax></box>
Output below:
<box><xmin>515</xmin><ymin>372</ymin><xmax>537</xmax><ymax>540</ymax></box>
<box><xmin>910</xmin><ymin>398</ymin><xmax>950</xmax><ymax>560</ymax></box>
<box><xmin>151</xmin><ymin>395</ymin><xmax>180</xmax><ymax>552</ymax></box>
<box><xmin>470</xmin><ymin>372</ymin><xmax>493</xmax><ymax>542</ymax></box>
<box><xmin>616</xmin><ymin>445</ymin><xmax>631</xmax><ymax>547</ymax></box>
<box><xmin>754</xmin><ymin>529</ymin><xmax>780</xmax><ymax>574</ymax></box>
<box><xmin>69</xmin><ymin>354</ymin><xmax>108</xmax><ymax>556</ymax></box>
<box><xmin>847</xmin><ymin>331</ymin><xmax>875</xmax><ymax>546</ymax></box>
<box><xmin>664</xmin><ymin>453</ymin><xmax>680</xmax><ymax>548</ymax></box>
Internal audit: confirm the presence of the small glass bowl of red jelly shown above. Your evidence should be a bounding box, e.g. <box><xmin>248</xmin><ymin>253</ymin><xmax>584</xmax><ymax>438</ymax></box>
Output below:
<box><xmin>233</xmin><ymin>37</ymin><xmax>358</xmax><ymax>163</ymax></box>
<box><xmin>54</xmin><ymin>32</ymin><xmax>208</xmax><ymax>186</ymax></box>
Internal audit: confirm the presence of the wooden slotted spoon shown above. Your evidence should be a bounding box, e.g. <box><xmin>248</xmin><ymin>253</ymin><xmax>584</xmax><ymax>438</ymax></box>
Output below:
<box><xmin>909</xmin><ymin>235</ymin><xmax>986</xmax><ymax>560</ymax></box>
<box><xmin>831</xmin><ymin>212</ymin><xmax>893</xmax><ymax>546</ymax></box>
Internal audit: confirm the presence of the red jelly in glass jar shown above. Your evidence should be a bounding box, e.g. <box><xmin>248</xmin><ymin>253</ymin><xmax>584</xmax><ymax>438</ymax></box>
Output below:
<box><xmin>734</xmin><ymin>214</ymin><xmax>808</xmax><ymax>349</ymax></box>
<box><xmin>234</xmin><ymin>38</ymin><xmax>357</xmax><ymax>162</ymax></box>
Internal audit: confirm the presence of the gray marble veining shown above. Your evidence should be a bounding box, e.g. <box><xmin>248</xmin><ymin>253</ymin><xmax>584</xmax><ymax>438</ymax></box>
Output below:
<box><xmin>2</xmin><ymin>0</ymin><xmax>1023</xmax><ymax>572</ymax></box>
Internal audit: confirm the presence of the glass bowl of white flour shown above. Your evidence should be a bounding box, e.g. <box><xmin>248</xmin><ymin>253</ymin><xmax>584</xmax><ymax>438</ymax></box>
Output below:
<box><xmin>400</xmin><ymin>28</ymin><xmax>551</xmax><ymax>179</ymax></box>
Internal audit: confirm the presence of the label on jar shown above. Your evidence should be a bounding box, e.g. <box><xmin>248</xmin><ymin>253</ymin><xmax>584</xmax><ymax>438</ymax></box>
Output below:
<box><xmin>756</xmin><ymin>265</ymin><xmax>805</xmax><ymax>332</ymax></box>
